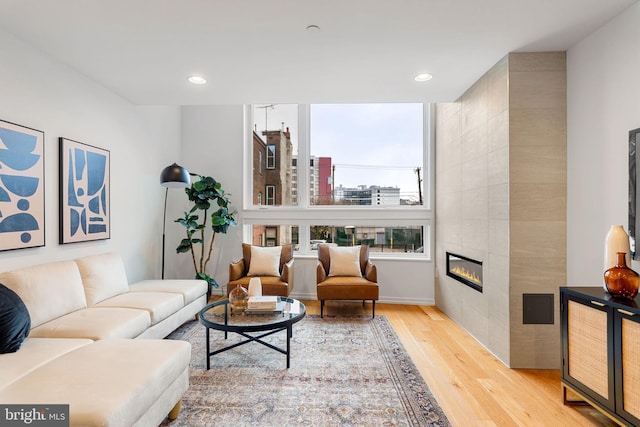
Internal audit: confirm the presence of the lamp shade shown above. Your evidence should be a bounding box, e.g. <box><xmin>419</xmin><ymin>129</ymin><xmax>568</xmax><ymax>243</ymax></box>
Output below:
<box><xmin>160</xmin><ymin>163</ymin><xmax>190</xmax><ymax>188</ymax></box>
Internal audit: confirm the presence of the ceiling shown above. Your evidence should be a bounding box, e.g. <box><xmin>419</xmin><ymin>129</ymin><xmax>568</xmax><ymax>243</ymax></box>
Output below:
<box><xmin>0</xmin><ymin>0</ymin><xmax>636</xmax><ymax>105</ymax></box>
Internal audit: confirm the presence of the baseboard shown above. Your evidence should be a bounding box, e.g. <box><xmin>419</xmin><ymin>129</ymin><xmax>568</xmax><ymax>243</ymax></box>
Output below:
<box><xmin>210</xmin><ymin>287</ymin><xmax>225</xmax><ymax>297</ymax></box>
<box><xmin>212</xmin><ymin>289</ymin><xmax>435</xmax><ymax>306</ymax></box>
<box><xmin>288</xmin><ymin>291</ymin><xmax>434</xmax><ymax>306</ymax></box>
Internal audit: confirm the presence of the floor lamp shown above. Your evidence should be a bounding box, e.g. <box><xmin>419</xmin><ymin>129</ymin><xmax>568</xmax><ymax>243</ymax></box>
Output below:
<box><xmin>160</xmin><ymin>163</ymin><xmax>191</xmax><ymax>279</ymax></box>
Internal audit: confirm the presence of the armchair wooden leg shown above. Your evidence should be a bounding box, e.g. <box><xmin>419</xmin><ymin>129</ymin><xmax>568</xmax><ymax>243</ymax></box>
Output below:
<box><xmin>320</xmin><ymin>300</ymin><xmax>324</xmax><ymax>318</ymax></box>
<box><xmin>372</xmin><ymin>300</ymin><xmax>376</xmax><ymax>318</ymax></box>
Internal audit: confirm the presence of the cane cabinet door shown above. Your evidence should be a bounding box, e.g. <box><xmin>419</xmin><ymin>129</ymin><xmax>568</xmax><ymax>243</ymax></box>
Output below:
<box><xmin>615</xmin><ymin>307</ymin><xmax>640</xmax><ymax>425</ymax></box>
<box><xmin>561</xmin><ymin>291</ymin><xmax>615</xmax><ymax>412</ymax></box>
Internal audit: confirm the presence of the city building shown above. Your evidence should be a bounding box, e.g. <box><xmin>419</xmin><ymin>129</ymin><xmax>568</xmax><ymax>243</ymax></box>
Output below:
<box><xmin>251</xmin><ymin>127</ymin><xmax>294</xmax><ymax>246</ymax></box>
<box><xmin>292</xmin><ymin>155</ymin><xmax>333</xmax><ymax>205</ymax></box>
<box><xmin>333</xmin><ymin>185</ymin><xmax>400</xmax><ymax>205</ymax></box>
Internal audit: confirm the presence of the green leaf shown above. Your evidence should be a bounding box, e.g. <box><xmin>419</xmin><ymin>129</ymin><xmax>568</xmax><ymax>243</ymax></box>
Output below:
<box><xmin>176</xmin><ymin>239</ymin><xmax>193</xmax><ymax>253</ymax></box>
<box><xmin>193</xmin><ymin>180</ymin><xmax>207</xmax><ymax>192</ymax></box>
<box><xmin>196</xmin><ymin>272</ymin><xmax>218</xmax><ymax>288</ymax></box>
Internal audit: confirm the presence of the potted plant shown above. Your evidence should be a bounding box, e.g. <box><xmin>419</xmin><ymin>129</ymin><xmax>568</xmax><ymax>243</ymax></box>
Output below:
<box><xmin>175</xmin><ymin>175</ymin><xmax>237</xmax><ymax>294</ymax></box>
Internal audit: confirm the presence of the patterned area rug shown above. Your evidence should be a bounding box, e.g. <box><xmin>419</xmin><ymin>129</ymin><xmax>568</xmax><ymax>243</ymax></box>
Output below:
<box><xmin>161</xmin><ymin>314</ymin><xmax>450</xmax><ymax>426</ymax></box>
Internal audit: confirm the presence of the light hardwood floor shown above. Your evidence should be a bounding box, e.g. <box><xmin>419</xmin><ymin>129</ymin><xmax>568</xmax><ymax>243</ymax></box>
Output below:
<box><xmin>300</xmin><ymin>300</ymin><xmax>619</xmax><ymax>427</ymax></box>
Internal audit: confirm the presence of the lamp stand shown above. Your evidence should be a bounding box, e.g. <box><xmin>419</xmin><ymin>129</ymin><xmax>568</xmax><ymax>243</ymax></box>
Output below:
<box><xmin>162</xmin><ymin>187</ymin><xmax>168</xmax><ymax>280</ymax></box>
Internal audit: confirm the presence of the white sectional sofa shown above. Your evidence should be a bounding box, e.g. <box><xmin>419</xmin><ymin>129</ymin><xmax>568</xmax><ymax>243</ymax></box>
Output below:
<box><xmin>0</xmin><ymin>252</ymin><xmax>208</xmax><ymax>427</ymax></box>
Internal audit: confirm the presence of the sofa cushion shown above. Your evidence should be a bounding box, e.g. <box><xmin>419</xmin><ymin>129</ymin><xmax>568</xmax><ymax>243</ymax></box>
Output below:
<box><xmin>0</xmin><ymin>260</ymin><xmax>87</xmax><ymax>328</ymax></box>
<box><xmin>128</xmin><ymin>279</ymin><xmax>207</xmax><ymax>305</ymax></box>
<box><xmin>75</xmin><ymin>252</ymin><xmax>129</xmax><ymax>305</ymax></box>
<box><xmin>0</xmin><ymin>339</ymin><xmax>191</xmax><ymax>427</ymax></box>
<box><xmin>0</xmin><ymin>284</ymin><xmax>31</xmax><ymax>354</ymax></box>
<box><xmin>0</xmin><ymin>338</ymin><xmax>93</xmax><ymax>389</ymax></box>
<box><xmin>95</xmin><ymin>292</ymin><xmax>184</xmax><ymax>325</ymax></box>
<box><xmin>28</xmin><ymin>307</ymin><xmax>151</xmax><ymax>340</ymax></box>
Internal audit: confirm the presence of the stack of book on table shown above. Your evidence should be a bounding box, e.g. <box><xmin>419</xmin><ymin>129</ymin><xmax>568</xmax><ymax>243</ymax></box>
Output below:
<box><xmin>246</xmin><ymin>296</ymin><xmax>280</xmax><ymax>313</ymax></box>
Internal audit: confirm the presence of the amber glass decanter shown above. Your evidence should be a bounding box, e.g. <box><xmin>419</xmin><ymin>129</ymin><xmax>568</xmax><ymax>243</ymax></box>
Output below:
<box><xmin>604</xmin><ymin>252</ymin><xmax>640</xmax><ymax>299</ymax></box>
<box><xmin>228</xmin><ymin>285</ymin><xmax>249</xmax><ymax>313</ymax></box>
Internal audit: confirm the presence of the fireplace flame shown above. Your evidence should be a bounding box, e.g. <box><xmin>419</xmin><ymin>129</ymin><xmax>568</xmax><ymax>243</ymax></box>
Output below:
<box><xmin>451</xmin><ymin>266</ymin><xmax>481</xmax><ymax>285</ymax></box>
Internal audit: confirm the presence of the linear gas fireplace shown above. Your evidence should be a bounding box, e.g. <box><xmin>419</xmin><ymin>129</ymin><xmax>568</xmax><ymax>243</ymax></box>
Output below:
<box><xmin>446</xmin><ymin>252</ymin><xmax>483</xmax><ymax>292</ymax></box>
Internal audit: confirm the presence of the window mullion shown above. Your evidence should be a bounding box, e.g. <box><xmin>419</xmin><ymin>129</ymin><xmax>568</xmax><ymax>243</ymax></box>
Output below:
<box><xmin>297</xmin><ymin>104</ymin><xmax>310</xmax><ymax>209</ymax></box>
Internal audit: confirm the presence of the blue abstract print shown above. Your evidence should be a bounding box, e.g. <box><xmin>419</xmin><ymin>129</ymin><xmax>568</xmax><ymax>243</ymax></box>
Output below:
<box><xmin>60</xmin><ymin>138</ymin><xmax>110</xmax><ymax>243</ymax></box>
<box><xmin>0</xmin><ymin>121</ymin><xmax>45</xmax><ymax>251</ymax></box>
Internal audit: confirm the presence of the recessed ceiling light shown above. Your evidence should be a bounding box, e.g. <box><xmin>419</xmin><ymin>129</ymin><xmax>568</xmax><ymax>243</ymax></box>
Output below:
<box><xmin>306</xmin><ymin>24</ymin><xmax>320</xmax><ymax>32</ymax></box>
<box><xmin>188</xmin><ymin>75</ymin><xmax>207</xmax><ymax>85</ymax></box>
<box><xmin>414</xmin><ymin>73</ymin><xmax>433</xmax><ymax>82</ymax></box>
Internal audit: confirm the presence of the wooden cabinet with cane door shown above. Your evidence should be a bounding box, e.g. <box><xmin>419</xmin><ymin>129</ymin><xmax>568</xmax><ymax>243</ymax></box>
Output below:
<box><xmin>560</xmin><ymin>287</ymin><xmax>640</xmax><ymax>426</ymax></box>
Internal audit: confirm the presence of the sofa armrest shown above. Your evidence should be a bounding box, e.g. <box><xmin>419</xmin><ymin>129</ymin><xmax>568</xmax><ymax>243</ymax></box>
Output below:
<box><xmin>281</xmin><ymin>258</ymin><xmax>294</xmax><ymax>293</ymax></box>
<box><xmin>316</xmin><ymin>261</ymin><xmax>327</xmax><ymax>284</ymax></box>
<box><xmin>365</xmin><ymin>261</ymin><xmax>377</xmax><ymax>283</ymax></box>
<box><xmin>229</xmin><ymin>259</ymin><xmax>245</xmax><ymax>282</ymax></box>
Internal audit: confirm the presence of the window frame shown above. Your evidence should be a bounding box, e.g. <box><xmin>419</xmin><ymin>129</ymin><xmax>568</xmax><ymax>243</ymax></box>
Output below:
<box><xmin>266</xmin><ymin>144</ymin><xmax>276</xmax><ymax>169</ymax></box>
<box><xmin>243</xmin><ymin>104</ymin><xmax>434</xmax><ymax>259</ymax></box>
<box><xmin>265</xmin><ymin>185</ymin><xmax>276</xmax><ymax>206</ymax></box>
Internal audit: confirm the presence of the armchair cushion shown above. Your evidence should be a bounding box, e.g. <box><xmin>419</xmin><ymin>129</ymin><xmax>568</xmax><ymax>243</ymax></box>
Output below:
<box><xmin>241</xmin><ymin>243</ymin><xmax>293</xmax><ymax>275</ymax></box>
<box><xmin>247</xmin><ymin>246</ymin><xmax>282</xmax><ymax>276</ymax></box>
<box><xmin>328</xmin><ymin>246</ymin><xmax>362</xmax><ymax>277</ymax></box>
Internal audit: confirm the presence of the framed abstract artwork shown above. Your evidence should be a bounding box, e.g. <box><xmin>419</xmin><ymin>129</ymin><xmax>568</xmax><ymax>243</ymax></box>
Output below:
<box><xmin>0</xmin><ymin>120</ymin><xmax>45</xmax><ymax>251</ymax></box>
<box><xmin>59</xmin><ymin>137</ymin><xmax>110</xmax><ymax>244</ymax></box>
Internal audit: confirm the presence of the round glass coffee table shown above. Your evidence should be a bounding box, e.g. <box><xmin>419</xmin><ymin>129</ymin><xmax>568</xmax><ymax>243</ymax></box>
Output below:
<box><xmin>198</xmin><ymin>297</ymin><xmax>306</xmax><ymax>369</ymax></box>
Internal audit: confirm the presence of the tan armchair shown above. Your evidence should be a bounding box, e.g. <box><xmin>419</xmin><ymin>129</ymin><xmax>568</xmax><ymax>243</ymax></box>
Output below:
<box><xmin>227</xmin><ymin>243</ymin><xmax>294</xmax><ymax>297</ymax></box>
<box><xmin>316</xmin><ymin>244</ymin><xmax>378</xmax><ymax>318</ymax></box>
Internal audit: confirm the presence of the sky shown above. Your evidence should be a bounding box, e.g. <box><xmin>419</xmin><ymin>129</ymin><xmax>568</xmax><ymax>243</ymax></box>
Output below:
<box><xmin>252</xmin><ymin>103</ymin><xmax>424</xmax><ymax>202</ymax></box>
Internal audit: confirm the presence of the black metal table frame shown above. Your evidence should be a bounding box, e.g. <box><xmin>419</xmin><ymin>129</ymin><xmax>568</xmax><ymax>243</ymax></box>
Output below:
<box><xmin>198</xmin><ymin>298</ymin><xmax>305</xmax><ymax>369</ymax></box>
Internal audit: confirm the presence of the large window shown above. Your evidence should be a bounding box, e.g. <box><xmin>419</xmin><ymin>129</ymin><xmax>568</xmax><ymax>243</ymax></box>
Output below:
<box><xmin>251</xmin><ymin>104</ymin><xmax>298</xmax><ymax>207</ymax></box>
<box><xmin>250</xmin><ymin>103</ymin><xmax>423</xmax><ymax>207</ymax></box>
<box><xmin>310</xmin><ymin>104</ymin><xmax>424</xmax><ymax>206</ymax></box>
<box><xmin>245</xmin><ymin>104</ymin><xmax>432</xmax><ymax>257</ymax></box>
<box><xmin>250</xmin><ymin>224</ymin><xmax>298</xmax><ymax>249</ymax></box>
<box><xmin>310</xmin><ymin>225</ymin><xmax>424</xmax><ymax>253</ymax></box>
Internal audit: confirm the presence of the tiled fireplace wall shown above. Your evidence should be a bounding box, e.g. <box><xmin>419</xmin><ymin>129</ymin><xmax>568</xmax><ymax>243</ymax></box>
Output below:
<box><xmin>435</xmin><ymin>52</ymin><xmax>567</xmax><ymax>368</ymax></box>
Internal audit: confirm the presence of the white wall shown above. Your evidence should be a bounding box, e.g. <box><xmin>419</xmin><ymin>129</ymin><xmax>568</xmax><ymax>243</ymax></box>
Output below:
<box><xmin>0</xmin><ymin>28</ymin><xmax>181</xmax><ymax>282</ymax></box>
<box><xmin>567</xmin><ymin>2</ymin><xmax>640</xmax><ymax>284</ymax></box>
<box><xmin>165</xmin><ymin>106</ymin><xmax>246</xmax><ymax>291</ymax></box>
<box><xmin>291</xmin><ymin>256</ymin><xmax>434</xmax><ymax>304</ymax></box>
<box><xmin>173</xmin><ymin>106</ymin><xmax>436</xmax><ymax>304</ymax></box>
